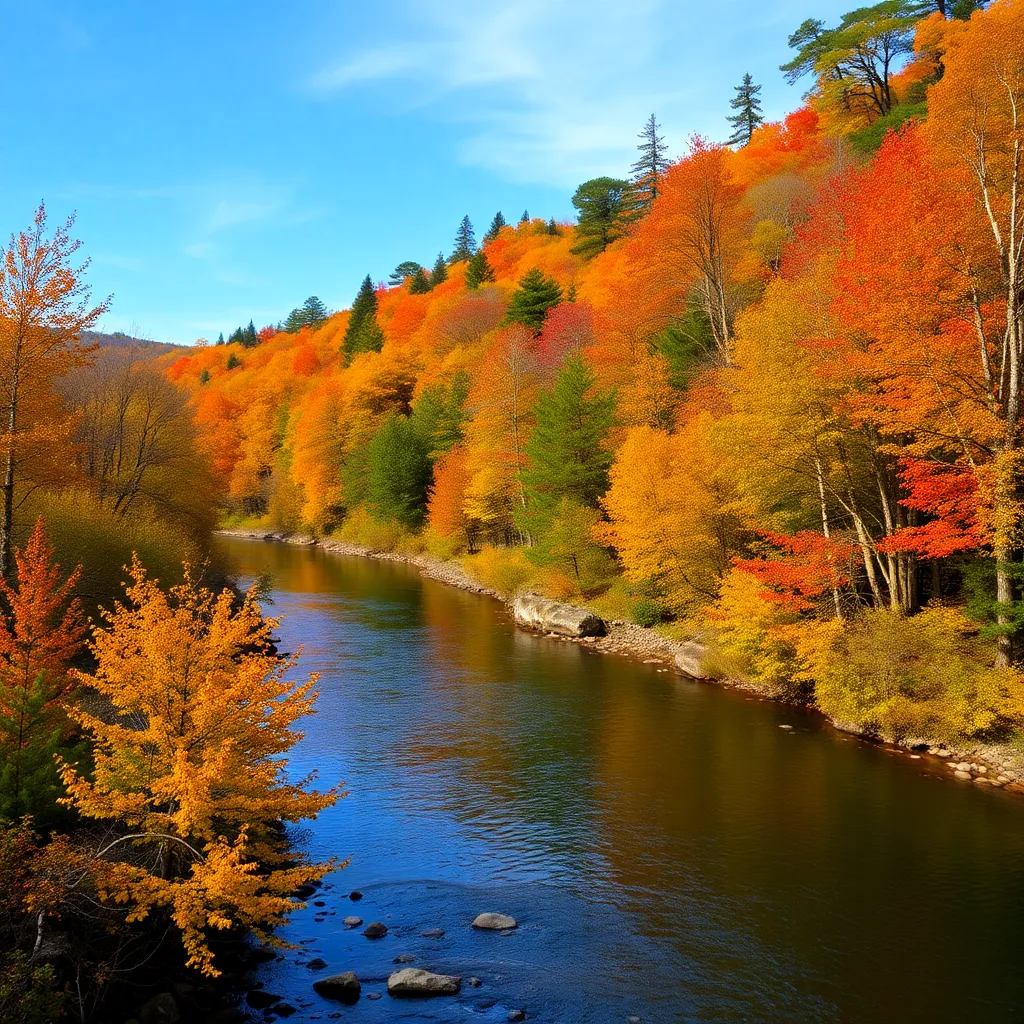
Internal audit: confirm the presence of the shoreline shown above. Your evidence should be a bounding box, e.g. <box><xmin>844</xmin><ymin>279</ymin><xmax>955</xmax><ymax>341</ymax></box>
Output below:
<box><xmin>215</xmin><ymin>526</ymin><xmax>1024</xmax><ymax>796</ymax></box>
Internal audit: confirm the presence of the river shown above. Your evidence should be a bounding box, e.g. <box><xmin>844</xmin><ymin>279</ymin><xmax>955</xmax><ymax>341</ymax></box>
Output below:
<box><xmin>217</xmin><ymin>536</ymin><xmax>1024</xmax><ymax>1023</ymax></box>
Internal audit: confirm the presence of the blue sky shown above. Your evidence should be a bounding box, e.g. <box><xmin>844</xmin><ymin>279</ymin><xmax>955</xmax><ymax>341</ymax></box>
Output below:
<box><xmin>0</xmin><ymin>0</ymin><xmax>850</xmax><ymax>344</ymax></box>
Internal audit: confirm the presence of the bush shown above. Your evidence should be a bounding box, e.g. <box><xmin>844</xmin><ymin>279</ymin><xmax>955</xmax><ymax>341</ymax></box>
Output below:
<box><xmin>423</xmin><ymin>528</ymin><xmax>465</xmax><ymax>561</ymax></box>
<box><xmin>463</xmin><ymin>546</ymin><xmax>538</xmax><ymax>597</ymax></box>
<box><xmin>630</xmin><ymin>597</ymin><xmax>665</xmax><ymax>628</ymax></box>
<box><xmin>337</xmin><ymin>505</ymin><xmax>404</xmax><ymax>552</ymax></box>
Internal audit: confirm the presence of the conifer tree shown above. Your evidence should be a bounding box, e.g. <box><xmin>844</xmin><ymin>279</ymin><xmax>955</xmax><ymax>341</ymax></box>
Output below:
<box><xmin>465</xmin><ymin>249</ymin><xmax>496</xmax><ymax>289</ymax></box>
<box><xmin>301</xmin><ymin>296</ymin><xmax>329</xmax><ymax>329</ymax></box>
<box><xmin>504</xmin><ymin>268</ymin><xmax>563</xmax><ymax>333</ymax></box>
<box><xmin>570</xmin><ymin>177</ymin><xmax>631</xmax><ymax>259</ymax></box>
<box><xmin>389</xmin><ymin>260</ymin><xmax>422</xmax><ymax>286</ymax></box>
<box><xmin>241</xmin><ymin>319</ymin><xmax>259</xmax><ymax>348</ymax></box>
<box><xmin>409</xmin><ymin>266</ymin><xmax>431</xmax><ymax>294</ymax></box>
<box><xmin>547</xmin><ymin>217</ymin><xmax>560</xmax><ymax>235</ymax></box>
<box><xmin>410</xmin><ymin>371</ymin><xmax>470</xmax><ymax>457</ymax></box>
<box><xmin>430</xmin><ymin>252</ymin><xmax>448</xmax><ymax>287</ymax></box>
<box><xmin>342</xmin><ymin>276</ymin><xmax>384</xmax><ymax>361</ymax></box>
<box><xmin>519</xmin><ymin>209</ymin><xmax>530</xmax><ymax>225</ymax></box>
<box><xmin>630</xmin><ymin>114</ymin><xmax>670</xmax><ymax>215</ymax></box>
<box><xmin>226</xmin><ymin>353</ymin><xmax>241</xmax><ymax>370</ymax></box>
<box><xmin>484</xmin><ymin>211</ymin><xmax>507</xmax><ymax>243</ymax></box>
<box><xmin>216</xmin><ymin>332</ymin><xmax>224</xmax><ymax>345</ymax></box>
<box><xmin>727</xmin><ymin>73</ymin><xmax>765</xmax><ymax>146</ymax></box>
<box><xmin>366</xmin><ymin>415</ymin><xmax>433</xmax><ymax>528</ymax></box>
<box><xmin>450</xmin><ymin>215</ymin><xmax>477</xmax><ymax>263</ymax></box>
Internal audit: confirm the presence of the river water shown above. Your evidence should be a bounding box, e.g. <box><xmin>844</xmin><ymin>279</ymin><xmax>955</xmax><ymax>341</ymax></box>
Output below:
<box><xmin>217</xmin><ymin>536</ymin><xmax>1024</xmax><ymax>1023</ymax></box>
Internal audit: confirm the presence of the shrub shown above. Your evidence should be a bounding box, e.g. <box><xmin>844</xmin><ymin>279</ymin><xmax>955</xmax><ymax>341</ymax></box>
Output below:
<box><xmin>463</xmin><ymin>546</ymin><xmax>538</xmax><ymax>597</ymax></box>
<box><xmin>337</xmin><ymin>505</ymin><xmax>404</xmax><ymax>552</ymax></box>
<box><xmin>630</xmin><ymin>597</ymin><xmax>665</xmax><ymax>628</ymax></box>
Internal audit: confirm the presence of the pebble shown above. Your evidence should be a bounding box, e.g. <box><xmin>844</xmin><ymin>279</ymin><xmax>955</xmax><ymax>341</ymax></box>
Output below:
<box><xmin>363</xmin><ymin>922</ymin><xmax>388</xmax><ymax>939</ymax></box>
<box><xmin>422</xmin><ymin>928</ymin><xmax>446</xmax><ymax>938</ymax></box>
<box><xmin>779</xmin><ymin>724</ymin><xmax>792</xmax><ymax>730</ymax></box>
<box><xmin>468</xmin><ymin>977</ymin><xmax>482</xmax><ymax>987</ymax></box>
<box><xmin>508</xmin><ymin>1012</ymin><xmax>526</xmax><ymax>1022</ymax></box>
<box><xmin>954</xmin><ymin>770</ymin><xmax>972</xmax><ymax>780</ymax></box>
<box><xmin>349</xmin><ymin>891</ymin><xmax>363</xmax><ymax>901</ymax></box>
<box><xmin>343</xmin><ymin>916</ymin><xmax>362</xmax><ymax>927</ymax></box>
<box><xmin>367</xmin><ymin>994</ymin><xmax>382</xmax><ymax>1001</ymax></box>
<box><xmin>393</xmin><ymin>954</ymin><xmax>416</xmax><ymax>964</ymax></box>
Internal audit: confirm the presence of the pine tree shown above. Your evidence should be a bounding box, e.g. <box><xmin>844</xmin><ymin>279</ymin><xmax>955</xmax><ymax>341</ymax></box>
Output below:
<box><xmin>465</xmin><ymin>249</ymin><xmax>496</xmax><ymax>289</ymax></box>
<box><xmin>430</xmin><ymin>252</ymin><xmax>448</xmax><ymax>288</ymax></box>
<box><xmin>216</xmin><ymin>332</ymin><xmax>225</xmax><ymax>345</ymax></box>
<box><xmin>366</xmin><ymin>415</ymin><xmax>433</xmax><ymax>528</ymax></box>
<box><xmin>342</xmin><ymin>275</ymin><xmax>384</xmax><ymax>361</ymax></box>
<box><xmin>519</xmin><ymin>210</ymin><xmax>530</xmax><ymax>225</ymax></box>
<box><xmin>484</xmin><ymin>211</ymin><xmax>507</xmax><ymax>243</ymax></box>
<box><xmin>241</xmin><ymin>319</ymin><xmax>259</xmax><ymax>348</ymax></box>
<box><xmin>547</xmin><ymin>217</ymin><xmax>560</xmax><ymax>235</ymax></box>
<box><xmin>226</xmin><ymin>353</ymin><xmax>241</xmax><ymax>370</ymax></box>
<box><xmin>389</xmin><ymin>260</ymin><xmax>422</xmax><ymax>286</ymax></box>
<box><xmin>727</xmin><ymin>73</ymin><xmax>764</xmax><ymax>147</ymax></box>
<box><xmin>228</xmin><ymin>327</ymin><xmax>243</xmax><ymax>346</ymax></box>
<box><xmin>199</xmin><ymin>369</ymin><xmax>211</xmax><ymax>384</ymax></box>
<box><xmin>301</xmin><ymin>295</ymin><xmax>329</xmax><ymax>329</ymax></box>
<box><xmin>630</xmin><ymin>114</ymin><xmax>670</xmax><ymax>215</ymax></box>
<box><xmin>410</xmin><ymin>371</ymin><xmax>470</xmax><ymax>457</ymax></box>
<box><xmin>504</xmin><ymin>268</ymin><xmax>563</xmax><ymax>333</ymax></box>
<box><xmin>409</xmin><ymin>266</ymin><xmax>431</xmax><ymax>294</ymax></box>
<box><xmin>570</xmin><ymin>177</ymin><xmax>631</xmax><ymax>259</ymax></box>
<box><xmin>450</xmin><ymin>215</ymin><xmax>477</xmax><ymax>263</ymax></box>
<box><xmin>518</xmin><ymin>355</ymin><xmax>616</xmax><ymax>537</ymax></box>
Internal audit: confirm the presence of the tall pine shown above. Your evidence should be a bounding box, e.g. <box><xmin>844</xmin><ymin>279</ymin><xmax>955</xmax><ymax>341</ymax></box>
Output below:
<box><xmin>570</xmin><ymin>178</ymin><xmax>630</xmax><ymax>259</ymax></box>
<box><xmin>465</xmin><ymin>249</ymin><xmax>496</xmax><ymax>289</ymax></box>
<box><xmin>450</xmin><ymin>215</ymin><xmax>477</xmax><ymax>263</ymax></box>
<box><xmin>727</xmin><ymin>73</ymin><xmax>764</xmax><ymax>146</ymax></box>
<box><xmin>342</xmin><ymin>275</ymin><xmax>384</xmax><ymax>361</ymax></box>
<box><xmin>504</xmin><ymin>268</ymin><xmax>563</xmax><ymax>333</ymax></box>
<box><xmin>409</xmin><ymin>266</ymin><xmax>431</xmax><ymax>294</ymax></box>
<box><xmin>431</xmin><ymin>252</ymin><xmax>449</xmax><ymax>288</ymax></box>
<box><xmin>519</xmin><ymin>209</ymin><xmax>530</xmax><ymax>225</ymax></box>
<box><xmin>484</xmin><ymin>211</ymin><xmax>507</xmax><ymax>243</ymax></box>
<box><xmin>630</xmin><ymin>114</ymin><xmax>670</xmax><ymax>215</ymax></box>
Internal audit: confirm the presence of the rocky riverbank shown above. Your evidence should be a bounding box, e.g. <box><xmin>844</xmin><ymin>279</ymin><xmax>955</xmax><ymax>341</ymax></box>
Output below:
<box><xmin>216</xmin><ymin>527</ymin><xmax>1024</xmax><ymax>795</ymax></box>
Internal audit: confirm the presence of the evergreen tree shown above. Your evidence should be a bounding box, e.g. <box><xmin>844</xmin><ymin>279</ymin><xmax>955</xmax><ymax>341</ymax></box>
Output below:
<box><xmin>727</xmin><ymin>73</ymin><xmax>765</xmax><ymax>147</ymax></box>
<box><xmin>526</xmin><ymin>498</ymin><xmax>617</xmax><ymax>594</ymax></box>
<box><xmin>410</xmin><ymin>371</ymin><xmax>470</xmax><ymax>457</ymax></box>
<box><xmin>484</xmin><ymin>211</ymin><xmax>507</xmax><ymax>243</ymax></box>
<box><xmin>228</xmin><ymin>327</ymin><xmax>244</xmax><ymax>346</ymax></box>
<box><xmin>465</xmin><ymin>249</ymin><xmax>496</xmax><ymax>289</ymax></box>
<box><xmin>504</xmin><ymin>268</ymin><xmax>563</xmax><ymax>333</ymax></box>
<box><xmin>342</xmin><ymin>275</ymin><xmax>384</xmax><ymax>361</ymax></box>
<box><xmin>389</xmin><ymin>260</ymin><xmax>422</xmax><ymax>286</ymax></box>
<box><xmin>519</xmin><ymin>209</ymin><xmax>530</xmax><ymax>225</ymax></box>
<box><xmin>450</xmin><ymin>215</ymin><xmax>477</xmax><ymax>263</ymax></box>
<box><xmin>518</xmin><ymin>355</ymin><xmax>616</xmax><ymax>537</ymax></box>
<box><xmin>301</xmin><ymin>295</ymin><xmax>329</xmax><ymax>329</ymax></box>
<box><xmin>409</xmin><ymin>266</ymin><xmax>431</xmax><ymax>294</ymax></box>
<box><xmin>199</xmin><ymin>369</ymin><xmax>211</xmax><ymax>385</ymax></box>
<box><xmin>566</xmin><ymin>282</ymin><xmax>578</xmax><ymax>303</ymax></box>
<box><xmin>547</xmin><ymin>217</ymin><xmax>560</xmax><ymax>235</ymax></box>
<box><xmin>430</xmin><ymin>252</ymin><xmax>448</xmax><ymax>287</ymax></box>
<box><xmin>630</xmin><ymin>114</ymin><xmax>670</xmax><ymax>214</ymax></box>
<box><xmin>570</xmin><ymin>177</ymin><xmax>631</xmax><ymax>259</ymax></box>
<box><xmin>366</xmin><ymin>415</ymin><xmax>433</xmax><ymax>528</ymax></box>
<box><xmin>241</xmin><ymin>319</ymin><xmax>259</xmax><ymax>348</ymax></box>
<box><xmin>217</xmin><ymin>332</ymin><xmax>225</xmax><ymax>345</ymax></box>
<box><xmin>226</xmin><ymin>353</ymin><xmax>241</xmax><ymax>370</ymax></box>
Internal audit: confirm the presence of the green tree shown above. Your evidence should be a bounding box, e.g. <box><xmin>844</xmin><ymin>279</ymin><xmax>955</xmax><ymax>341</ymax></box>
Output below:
<box><xmin>241</xmin><ymin>319</ymin><xmax>259</xmax><ymax>348</ymax></box>
<box><xmin>465</xmin><ymin>249</ymin><xmax>496</xmax><ymax>289</ymax></box>
<box><xmin>411</xmin><ymin>371</ymin><xmax>470</xmax><ymax>457</ymax></box>
<box><xmin>430</xmin><ymin>252</ymin><xmax>449</xmax><ymax>288</ymax></box>
<box><xmin>389</xmin><ymin>260</ymin><xmax>422</xmax><ymax>286</ymax></box>
<box><xmin>450</xmin><ymin>215</ymin><xmax>477</xmax><ymax>263</ymax></box>
<box><xmin>727</xmin><ymin>73</ymin><xmax>765</xmax><ymax>146</ymax></box>
<box><xmin>484</xmin><ymin>211</ymin><xmax>507</xmax><ymax>243</ymax></box>
<box><xmin>342</xmin><ymin>275</ymin><xmax>385</xmax><ymax>361</ymax></box>
<box><xmin>366</xmin><ymin>415</ymin><xmax>433</xmax><ymax>528</ymax></box>
<box><xmin>227</xmin><ymin>327</ymin><xmax>243</xmax><ymax>345</ymax></box>
<box><xmin>630</xmin><ymin>114</ymin><xmax>670</xmax><ymax>214</ymax></box>
<box><xmin>527</xmin><ymin>498</ymin><xmax>617</xmax><ymax>594</ymax></box>
<box><xmin>519</xmin><ymin>355</ymin><xmax>616</xmax><ymax>537</ymax></box>
<box><xmin>199</xmin><ymin>369</ymin><xmax>211</xmax><ymax>385</ymax></box>
<box><xmin>504</xmin><ymin>268</ymin><xmax>563</xmax><ymax>333</ymax></box>
<box><xmin>570</xmin><ymin>177</ymin><xmax>631</xmax><ymax>259</ymax></box>
<box><xmin>547</xmin><ymin>217</ymin><xmax>560</xmax><ymax>235</ymax></box>
<box><xmin>284</xmin><ymin>296</ymin><xmax>329</xmax><ymax>333</ymax></box>
<box><xmin>226</xmin><ymin>353</ymin><xmax>241</xmax><ymax>370</ymax></box>
<box><xmin>216</xmin><ymin>332</ymin><xmax>225</xmax><ymax>345</ymax></box>
<box><xmin>519</xmin><ymin>209</ymin><xmax>530</xmax><ymax>225</ymax></box>
<box><xmin>409</xmin><ymin>266</ymin><xmax>431</xmax><ymax>294</ymax></box>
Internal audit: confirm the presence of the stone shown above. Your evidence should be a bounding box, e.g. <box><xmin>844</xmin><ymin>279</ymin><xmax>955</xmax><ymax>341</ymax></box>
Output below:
<box><xmin>363</xmin><ymin>922</ymin><xmax>388</xmax><ymax>938</ymax></box>
<box><xmin>674</xmin><ymin>641</ymin><xmax>710</xmax><ymax>679</ymax></box>
<box><xmin>393</xmin><ymin>954</ymin><xmax>417</xmax><ymax>963</ymax></box>
<box><xmin>306</xmin><ymin>958</ymin><xmax>327</xmax><ymax>971</ymax></box>
<box><xmin>246</xmin><ymin>991</ymin><xmax>282</xmax><ymax>1010</ymax></box>
<box><xmin>387</xmin><ymin>968</ymin><xmax>462</xmax><ymax>997</ymax></box>
<box><xmin>779</xmin><ymin>725</ymin><xmax>792</xmax><ymax>730</ymax></box>
<box><xmin>343</xmin><ymin>916</ymin><xmax>362</xmax><ymax>927</ymax></box>
<box><xmin>468</xmin><ymin>977</ymin><xmax>482</xmax><ymax>987</ymax></box>
<box><xmin>349</xmin><ymin>890</ymin><xmax>363</xmax><ymax>900</ymax></box>
<box><xmin>140</xmin><ymin>993</ymin><xmax>180</xmax><ymax>1024</ymax></box>
<box><xmin>512</xmin><ymin>593</ymin><xmax>605</xmax><ymax>638</ymax></box>
<box><xmin>367</xmin><ymin>993</ymin><xmax>382</xmax><ymax>1000</ymax></box>
<box><xmin>292</xmin><ymin>885</ymin><xmax>317</xmax><ymax>900</ymax></box>
<box><xmin>314</xmin><ymin>900</ymin><xmax>326</xmax><ymax>907</ymax></box>
<box><xmin>954</xmin><ymin>770</ymin><xmax>972</xmax><ymax>780</ymax></box>
<box><xmin>508</xmin><ymin>1011</ymin><xmax>527</xmax><ymax>1022</ymax></box>
<box><xmin>274</xmin><ymin>1006</ymin><xmax>297</xmax><ymax>1019</ymax></box>
<box><xmin>312</xmin><ymin>973</ymin><xmax>361</xmax><ymax>1004</ymax></box>
<box><xmin>472</xmin><ymin>912</ymin><xmax>518</xmax><ymax>930</ymax></box>
<box><xmin>422</xmin><ymin>928</ymin><xmax>445</xmax><ymax>938</ymax></box>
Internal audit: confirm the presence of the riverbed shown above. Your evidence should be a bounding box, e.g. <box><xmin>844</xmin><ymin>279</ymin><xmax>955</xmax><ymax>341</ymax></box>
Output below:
<box><xmin>218</xmin><ymin>536</ymin><xmax>1024</xmax><ymax>1023</ymax></box>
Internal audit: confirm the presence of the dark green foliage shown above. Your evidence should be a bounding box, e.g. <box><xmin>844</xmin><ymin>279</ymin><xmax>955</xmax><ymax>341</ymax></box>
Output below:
<box><xmin>450</xmin><ymin>215</ymin><xmax>477</xmax><ymax>264</ymax></box>
<box><xmin>650</xmin><ymin>305</ymin><xmax>716</xmax><ymax>388</ymax></box>
<box><xmin>848</xmin><ymin>100</ymin><xmax>928</xmax><ymax>153</ymax></box>
<box><xmin>630</xmin><ymin>114</ymin><xmax>670</xmax><ymax>213</ymax></box>
<box><xmin>226</xmin><ymin>353</ymin><xmax>241</xmax><ymax>370</ymax></box>
<box><xmin>366</xmin><ymin>415</ymin><xmax>433</xmax><ymax>528</ymax></box>
<box><xmin>519</xmin><ymin>355</ymin><xmax>616</xmax><ymax>538</ymax></box>
<box><xmin>410</xmin><ymin>371</ymin><xmax>470</xmax><ymax>457</ymax></box>
<box><xmin>630</xmin><ymin>596</ymin><xmax>665</xmax><ymax>627</ymax></box>
<box><xmin>525</xmin><ymin>498</ymin><xmax>617</xmax><ymax>594</ymax></box>
<box><xmin>484</xmin><ymin>211</ymin><xmax>507</xmax><ymax>243</ymax></box>
<box><xmin>241</xmin><ymin>320</ymin><xmax>259</xmax><ymax>348</ymax></box>
<box><xmin>519</xmin><ymin>209</ymin><xmax>530</xmax><ymax>224</ymax></box>
<box><xmin>285</xmin><ymin>295</ymin><xmax>330</xmax><ymax>333</ymax></box>
<box><xmin>727</xmin><ymin>74</ymin><xmax>765</xmax><ymax>146</ymax></box>
<box><xmin>389</xmin><ymin>260</ymin><xmax>422</xmax><ymax>286</ymax></box>
<box><xmin>341</xmin><ymin>439</ymin><xmax>373</xmax><ymax>512</ymax></box>
<box><xmin>0</xmin><ymin>952</ymin><xmax>65</xmax><ymax>1024</ymax></box>
<box><xmin>547</xmin><ymin>218</ymin><xmax>560</xmax><ymax>236</ymax></box>
<box><xmin>343</xmin><ymin>275</ymin><xmax>385</xmax><ymax>361</ymax></box>
<box><xmin>431</xmin><ymin>252</ymin><xmax>449</xmax><ymax>288</ymax></box>
<box><xmin>227</xmin><ymin>327</ymin><xmax>243</xmax><ymax>346</ymax></box>
<box><xmin>409</xmin><ymin>267</ymin><xmax>431</xmax><ymax>294</ymax></box>
<box><xmin>199</xmin><ymin>369</ymin><xmax>210</xmax><ymax>385</ymax></box>
<box><xmin>963</xmin><ymin>560</ymin><xmax>1024</xmax><ymax>648</ymax></box>
<box><xmin>505</xmin><ymin>268</ymin><xmax>563</xmax><ymax>333</ymax></box>
<box><xmin>570</xmin><ymin>178</ymin><xmax>631</xmax><ymax>259</ymax></box>
<box><xmin>465</xmin><ymin>249</ymin><xmax>496</xmax><ymax>289</ymax></box>
<box><xmin>216</xmin><ymin>332</ymin><xmax>225</xmax><ymax>345</ymax></box>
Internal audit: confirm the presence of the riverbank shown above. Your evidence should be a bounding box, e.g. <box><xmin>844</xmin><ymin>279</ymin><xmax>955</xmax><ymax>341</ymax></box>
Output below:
<box><xmin>216</xmin><ymin>527</ymin><xmax>1024</xmax><ymax>794</ymax></box>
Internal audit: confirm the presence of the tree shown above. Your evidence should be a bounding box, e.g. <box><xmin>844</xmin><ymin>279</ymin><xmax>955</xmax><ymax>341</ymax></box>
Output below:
<box><xmin>342</xmin><ymin>275</ymin><xmax>385</xmax><ymax>361</ymax></box>
<box><xmin>547</xmin><ymin>217</ymin><xmax>560</xmax><ymax>235</ymax></box>
<box><xmin>504</xmin><ymin>268</ymin><xmax>563</xmax><ymax>333</ymax></box>
<box><xmin>241</xmin><ymin>319</ymin><xmax>259</xmax><ymax>348</ymax></box>
<box><xmin>519</xmin><ymin>210</ymin><xmax>530</xmax><ymax>224</ymax></box>
<box><xmin>389</xmin><ymin>260</ymin><xmax>422</xmax><ymax>286</ymax></box>
<box><xmin>430</xmin><ymin>252</ymin><xmax>449</xmax><ymax>288</ymax></box>
<box><xmin>0</xmin><ymin>204</ymin><xmax>108</xmax><ymax>575</ymax></box>
<box><xmin>226</xmin><ymin>352</ymin><xmax>241</xmax><ymax>370</ymax></box>
<box><xmin>465</xmin><ymin>249</ymin><xmax>496</xmax><ymax>289</ymax></box>
<box><xmin>519</xmin><ymin>355</ymin><xmax>616</xmax><ymax>538</ymax></box>
<box><xmin>0</xmin><ymin>520</ymin><xmax>84</xmax><ymax>822</ymax></box>
<box><xmin>58</xmin><ymin>561</ymin><xmax>341</xmax><ymax>975</ymax></box>
<box><xmin>284</xmin><ymin>296</ymin><xmax>329</xmax><ymax>333</ymax></box>
<box><xmin>484</xmin><ymin>211</ymin><xmax>507</xmax><ymax>243</ymax></box>
<box><xmin>630</xmin><ymin>114</ymin><xmax>671</xmax><ymax>214</ymax></box>
<box><xmin>411</xmin><ymin>371</ymin><xmax>470</xmax><ymax>457</ymax></box>
<box><xmin>727</xmin><ymin>74</ymin><xmax>765</xmax><ymax>146</ymax></box>
<box><xmin>216</xmin><ymin>332</ymin><xmax>225</xmax><ymax>346</ymax></box>
<box><xmin>366</xmin><ymin>415</ymin><xmax>433</xmax><ymax>528</ymax></box>
<box><xmin>527</xmin><ymin>498</ymin><xmax>616</xmax><ymax>595</ymax></box>
<box><xmin>450</xmin><ymin>215</ymin><xmax>477</xmax><ymax>264</ymax></box>
<box><xmin>570</xmin><ymin>177</ymin><xmax>631</xmax><ymax>259</ymax></box>
<box><xmin>409</xmin><ymin>266</ymin><xmax>431</xmax><ymax>294</ymax></box>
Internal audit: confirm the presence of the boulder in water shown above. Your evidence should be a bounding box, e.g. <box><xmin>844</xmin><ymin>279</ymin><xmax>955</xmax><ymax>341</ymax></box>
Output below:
<box><xmin>387</xmin><ymin>968</ymin><xmax>461</xmax><ymax>997</ymax></box>
<box><xmin>512</xmin><ymin>593</ymin><xmax>605</xmax><ymax>638</ymax></box>
<box><xmin>363</xmin><ymin>922</ymin><xmax>388</xmax><ymax>938</ymax></box>
<box><xmin>312</xmin><ymin>972</ymin><xmax>361</xmax><ymax>1003</ymax></box>
<box><xmin>472</xmin><ymin>912</ymin><xmax>517</xmax><ymax>930</ymax></box>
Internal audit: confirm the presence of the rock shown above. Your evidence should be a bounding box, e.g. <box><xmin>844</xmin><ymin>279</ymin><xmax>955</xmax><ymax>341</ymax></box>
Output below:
<box><xmin>140</xmin><ymin>993</ymin><xmax>180</xmax><ymax>1024</ymax></box>
<box><xmin>349</xmin><ymin>890</ymin><xmax>363</xmax><ymax>901</ymax></box>
<box><xmin>307</xmin><ymin>958</ymin><xmax>327</xmax><ymax>971</ymax></box>
<box><xmin>247</xmin><ymin>990</ymin><xmax>282</xmax><ymax>1010</ymax></box>
<box><xmin>292</xmin><ymin>884</ymin><xmax>317</xmax><ymax>900</ymax></box>
<box><xmin>954</xmin><ymin>770</ymin><xmax>972</xmax><ymax>780</ymax></box>
<box><xmin>387</xmin><ymin>968</ymin><xmax>462</xmax><ymax>997</ymax></box>
<box><xmin>512</xmin><ymin>593</ymin><xmax>605</xmax><ymax>638</ymax></box>
<box><xmin>274</xmin><ymin>1006</ymin><xmax>297</xmax><ymax>1018</ymax></box>
<box><xmin>674</xmin><ymin>641</ymin><xmax>710</xmax><ymax>679</ymax></box>
<box><xmin>472</xmin><ymin>912</ymin><xmax>518</xmax><ymax>930</ymax></box>
<box><xmin>314</xmin><ymin>900</ymin><xmax>326</xmax><ymax>907</ymax></box>
<box><xmin>422</xmin><ymin>928</ymin><xmax>445</xmax><ymax>938</ymax></box>
<box><xmin>343</xmin><ymin>916</ymin><xmax>362</xmax><ymax>927</ymax></box>
<box><xmin>393</xmin><ymin>954</ymin><xmax>417</xmax><ymax>963</ymax></box>
<box><xmin>468</xmin><ymin>977</ymin><xmax>482</xmax><ymax>987</ymax></box>
<box><xmin>363</xmin><ymin>922</ymin><xmax>388</xmax><ymax>938</ymax></box>
<box><xmin>508</xmin><ymin>1011</ymin><xmax>527</xmax><ymax>1022</ymax></box>
<box><xmin>779</xmin><ymin>725</ymin><xmax>792</xmax><ymax>730</ymax></box>
<box><xmin>367</xmin><ymin>993</ymin><xmax>382</xmax><ymax>1000</ymax></box>
<box><xmin>312</xmin><ymin>973</ymin><xmax>361</xmax><ymax>1004</ymax></box>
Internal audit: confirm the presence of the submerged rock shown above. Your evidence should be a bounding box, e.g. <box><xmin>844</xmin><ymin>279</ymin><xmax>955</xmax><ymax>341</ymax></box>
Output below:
<box><xmin>343</xmin><ymin>916</ymin><xmax>362</xmax><ymax>927</ymax></box>
<box><xmin>312</xmin><ymin>972</ymin><xmax>361</xmax><ymax>1004</ymax></box>
<box><xmin>387</xmin><ymin>968</ymin><xmax>462</xmax><ymax>997</ymax></box>
<box><xmin>512</xmin><ymin>593</ymin><xmax>605</xmax><ymax>638</ymax></box>
<box><xmin>393</xmin><ymin>954</ymin><xmax>416</xmax><ymax>964</ymax></box>
<box><xmin>472</xmin><ymin>912</ymin><xmax>518</xmax><ymax>930</ymax></box>
<box><xmin>422</xmin><ymin>927</ymin><xmax>445</xmax><ymax>938</ymax></box>
<box><xmin>363</xmin><ymin>922</ymin><xmax>388</xmax><ymax>938</ymax></box>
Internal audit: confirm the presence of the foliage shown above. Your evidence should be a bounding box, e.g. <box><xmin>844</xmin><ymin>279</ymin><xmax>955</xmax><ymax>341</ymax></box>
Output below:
<box><xmin>463</xmin><ymin>545</ymin><xmax>538</xmax><ymax>597</ymax></box>
<box><xmin>570</xmin><ymin>178</ymin><xmax>631</xmax><ymax>258</ymax></box>
<box><xmin>343</xmin><ymin>276</ymin><xmax>385</xmax><ymax>360</ymax></box>
<box><xmin>284</xmin><ymin>296</ymin><xmax>329</xmax><ymax>333</ymax></box>
<box><xmin>465</xmin><ymin>249</ymin><xmax>496</xmax><ymax>289</ymax></box>
<box><xmin>365</xmin><ymin>415</ymin><xmax>433</xmax><ymax>528</ymax></box>
<box><xmin>450</xmin><ymin>215</ymin><xmax>477</xmax><ymax>264</ymax></box>
<box><xmin>484</xmin><ymin>211</ymin><xmax>507</xmax><ymax>243</ymax></box>
<box><xmin>727</xmin><ymin>74</ymin><xmax>765</xmax><ymax>146</ymax></box>
<box><xmin>504</xmin><ymin>268</ymin><xmax>563</xmax><ymax>333</ymax></box>
<box><xmin>629</xmin><ymin>114</ymin><xmax>671</xmax><ymax>214</ymax></box>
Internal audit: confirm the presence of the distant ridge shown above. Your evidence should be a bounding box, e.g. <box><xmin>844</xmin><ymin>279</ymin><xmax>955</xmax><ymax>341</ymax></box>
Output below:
<box><xmin>81</xmin><ymin>330</ymin><xmax>182</xmax><ymax>354</ymax></box>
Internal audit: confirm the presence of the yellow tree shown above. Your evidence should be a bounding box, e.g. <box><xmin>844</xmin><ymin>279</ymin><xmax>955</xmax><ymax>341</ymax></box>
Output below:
<box><xmin>58</xmin><ymin>560</ymin><xmax>342</xmax><ymax>974</ymax></box>
<box><xmin>0</xmin><ymin>204</ymin><xmax>108</xmax><ymax>574</ymax></box>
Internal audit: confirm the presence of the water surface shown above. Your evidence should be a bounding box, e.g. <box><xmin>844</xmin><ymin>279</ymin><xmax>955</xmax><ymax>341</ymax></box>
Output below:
<box><xmin>218</xmin><ymin>537</ymin><xmax>1024</xmax><ymax>1023</ymax></box>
